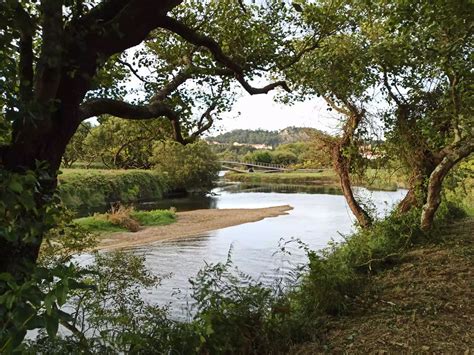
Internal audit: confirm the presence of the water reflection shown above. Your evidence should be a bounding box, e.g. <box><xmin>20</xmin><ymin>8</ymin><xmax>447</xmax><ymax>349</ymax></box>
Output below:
<box><xmin>130</xmin><ymin>183</ymin><xmax>407</xmax><ymax>318</ymax></box>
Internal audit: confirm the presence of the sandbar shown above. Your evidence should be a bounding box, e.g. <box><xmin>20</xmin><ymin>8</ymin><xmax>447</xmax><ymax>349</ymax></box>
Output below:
<box><xmin>98</xmin><ymin>205</ymin><xmax>293</xmax><ymax>250</ymax></box>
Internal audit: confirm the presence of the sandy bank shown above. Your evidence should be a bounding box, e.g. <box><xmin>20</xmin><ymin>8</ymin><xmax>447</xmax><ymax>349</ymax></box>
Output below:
<box><xmin>98</xmin><ymin>205</ymin><xmax>293</xmax><ymax>250</ymax></box>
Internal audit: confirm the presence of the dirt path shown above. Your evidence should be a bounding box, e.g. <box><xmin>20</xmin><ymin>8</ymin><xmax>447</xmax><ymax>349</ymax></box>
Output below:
<box><xmin>293</xmin><ymin>217</ymin><xmax>474</xmax><ymax>354</ymax></box>
<box><xmin>98</xmin><ymin>205</ymin><xmax>293</xmax><ymax>250</ymax></box>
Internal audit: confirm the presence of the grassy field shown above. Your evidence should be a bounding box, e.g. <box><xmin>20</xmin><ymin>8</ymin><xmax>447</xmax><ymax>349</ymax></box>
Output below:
<box><xmin>75</xmin><ymin>208</ymin><xmax>176</xmax><ymax>233</ymax></box>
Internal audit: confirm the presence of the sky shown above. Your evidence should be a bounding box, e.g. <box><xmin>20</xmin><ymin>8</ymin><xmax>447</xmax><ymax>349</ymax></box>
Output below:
<box><xmin>207</xmin><ymin>91</ymin><xmax>342</xmax><ymax>135</ymax></box>
<box><xmin>108</xmin><ymin>45</ymin><xmax>344</xmax><ymax>137</ymax></box>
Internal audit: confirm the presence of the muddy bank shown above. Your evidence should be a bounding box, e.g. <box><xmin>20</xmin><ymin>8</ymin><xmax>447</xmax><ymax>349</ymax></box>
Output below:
<box><xmin>98</xmin><ymin>205</ymin><xmax>293</xmax><ymax>250</ymax></box>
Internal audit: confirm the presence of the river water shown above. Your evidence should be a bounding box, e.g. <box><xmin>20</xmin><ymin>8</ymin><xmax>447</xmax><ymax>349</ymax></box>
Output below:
<box><xmin>124</xmin><ymin>182</ymin><xmax>407</xmax><ymax>318</ymax></box>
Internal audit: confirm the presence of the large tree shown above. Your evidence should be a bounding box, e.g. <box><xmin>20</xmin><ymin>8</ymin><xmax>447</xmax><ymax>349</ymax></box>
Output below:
<box><xmin>0</xmin><ymin>0</ymin><xmax>302</xmax><ymax>278</ymax></box>
<box><xmin>286</xmin><ymin>0</ymin><xmax>473</xmax><ymax>230</ymax></box>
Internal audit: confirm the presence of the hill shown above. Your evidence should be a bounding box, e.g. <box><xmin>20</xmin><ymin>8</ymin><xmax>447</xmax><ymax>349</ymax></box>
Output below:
<box><xmin>208</xmin><ymin>127</ymin><xmax>325</xmax><ymax>147</ymax></box>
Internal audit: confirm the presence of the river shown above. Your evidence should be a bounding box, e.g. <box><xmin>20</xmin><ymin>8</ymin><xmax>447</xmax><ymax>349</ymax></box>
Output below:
<box><xmin>124</xmin><ymin>181</ymin><xmax>407</xmax><ymax>319</ymax></box>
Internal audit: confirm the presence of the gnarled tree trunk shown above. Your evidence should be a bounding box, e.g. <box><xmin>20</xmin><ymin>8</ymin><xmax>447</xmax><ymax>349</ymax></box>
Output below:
<box><xmin>331</xmin><ymin>107</ymin><xmax>372</xmax><ymax>228</ymax></box>
<box><xmin>0</xmin><ymin>0</ymin><xmax>182</xmax><ymax>277</ymax></box>
<box><xmin>420</xmin><ymin>138</ymin><xmax>473</xmax><ymax>231</ymax></box>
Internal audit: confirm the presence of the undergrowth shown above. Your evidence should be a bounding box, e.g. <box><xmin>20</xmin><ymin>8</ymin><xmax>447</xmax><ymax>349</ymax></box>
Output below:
<box><xmin>23</xmin><ymin>201</ymin><xmax>467</xmax><ymax>354</ymax></box>
<box><xmin>74</xmin><ymin>206</ymin><xmax>176</xmax><ymax>233</ymax></box>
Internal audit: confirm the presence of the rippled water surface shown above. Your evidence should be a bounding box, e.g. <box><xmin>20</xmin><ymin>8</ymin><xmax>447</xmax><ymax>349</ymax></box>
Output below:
<box><xmin>126</xmin><ymin>182</ymin><xmax>407</xmax><ymax>317</ymax></box>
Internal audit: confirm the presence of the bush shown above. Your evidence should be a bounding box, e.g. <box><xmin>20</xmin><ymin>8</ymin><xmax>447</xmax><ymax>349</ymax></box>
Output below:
<box><xmin>271</xmin><ymin>150</ymin><xmax>298</xmax><ymax>165</ymax></box>
<box><xmin>58</xmin><ymin>169</ymin><xmax>169</xmax><ymax>212</ymax></box>
<box><xmin>244</xmin><ymin>150</ymin><xmax>273</xmax><ymax>164</ymax></box>
<box><xmin>74</xmin><ymin>207</ymin><xmax>176</xmax><ymax>233</ymax></box>
<box><xmin>151</xmin><ymin>140</ymin><xmax>220</xmax><ymax>191</ymax></box>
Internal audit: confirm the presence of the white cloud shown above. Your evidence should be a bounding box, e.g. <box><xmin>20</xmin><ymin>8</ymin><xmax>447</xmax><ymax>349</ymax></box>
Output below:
<box><xmin>210</xmin><ymin>92</ymin><xmax>342</xmax><ymax>135</ymax></box>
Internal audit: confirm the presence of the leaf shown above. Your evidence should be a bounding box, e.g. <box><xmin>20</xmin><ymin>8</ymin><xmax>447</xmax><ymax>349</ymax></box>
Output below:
<box><xmin>0</xmin><ymin>272</ymin><xmax>14</xmax><ymax>282</ymax></box>
<box><xmin>44</xmin><ymin>313</ymin><xmax>59</xmax><ymax>338</ymax></box>
<box><xmin>8</xmin><ymin>180</ymin><xmax>23</xmax><ymax>193</ymax></box>
<box><xmin>55</xmin><ymin>283</ymin><xmax>68</xmax><ymax>306</ymax></box>
<box><xmin>44</xmin><ymin>293</ymin><xmax>55</xmax><ymax>315</ymax></box>
<box><xmin>25</xmin><ymin>315</ymin><xmax>45</xmax><ymax>330</ymax></box>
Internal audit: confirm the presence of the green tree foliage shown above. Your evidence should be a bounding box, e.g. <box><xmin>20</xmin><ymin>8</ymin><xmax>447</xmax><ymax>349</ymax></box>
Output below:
<box><xmin>211</xmin><ymin>129</ymin><xmax>281</xmax><ymax>146</ymax></box>
<box><xmin>151</xmin><ymin>140</ymin><xmax>220</xmax><ymax>190</ymax></box>
<box><xmin>80</xmin><ymin>116</ymin><xmax>173</xmax><ymax>169</ymax></box>
<box><xmin>209</xmin><ymin>127</ymin><xmax>323</xmax><ymax>146</ymax></box>
<box><xmin>244</xmin><ymin>150</ymin><xmax>273</xmax><ymax>164</ymax></box>
<box><xmin>0</xmin><ymin>1</ymin><xmax>307</xmax><ymax>346</ymax></box>
<box><xmin>62</xmin><ymin>122</ymin><xmax>92</xmax><ymax>168</ymax></box>
<box><xmin>287</xmin><ymin>0</ymin><xmax>474</xmax><ymax>229</ymax></box>
<box><xmin>271</xmin><ymin>149</ymin><xmax>298</xmax><ymax>165</ymax></box>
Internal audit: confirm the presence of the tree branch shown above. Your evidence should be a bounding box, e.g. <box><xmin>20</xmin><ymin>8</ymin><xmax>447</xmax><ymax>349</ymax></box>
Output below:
<box><xmin>159</xmin><ymin>15</ymin><xmax>291</xmax><ymax>95</ymax></box>
<box><xmin>79</xmin><ymin>98</ymin><xmax>173</xmax><ymax>120</ymax></box>
<box><xmin>381</xmin><ymin>70</ymin><xmax>406</xmax><ymax>107</ymax></box>
<box><xmin>15</xmin><ymin>3</ymin><xmax>35</xmax><ymax>103</ymax></box>
<box><xmin>117</xmin><ymin>58</ymin><xmax>151</xmax><ymax>84</ymax></box>
<box><xmin>34</xmin><ymin>0</ymin><xmax>63</xmax><ymax>104</ymax></box>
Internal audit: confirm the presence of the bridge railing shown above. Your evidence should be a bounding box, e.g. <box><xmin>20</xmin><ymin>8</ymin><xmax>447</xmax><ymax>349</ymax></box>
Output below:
<box><xmin>218</xmin><ymin>160</ymin><xmax>291</xmax><ymax>170</ymax></box>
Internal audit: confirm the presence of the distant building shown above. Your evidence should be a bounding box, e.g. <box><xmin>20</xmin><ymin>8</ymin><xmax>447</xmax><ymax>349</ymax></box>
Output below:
<box><xmin>232</xmin><ymin>142</ymin><xmax>273</xmax><ymax>150</ymax></box>
<box><xmin>359</xmin><ymin>144</ymin><xmax>384</xmax><ymax>160</ymax></box>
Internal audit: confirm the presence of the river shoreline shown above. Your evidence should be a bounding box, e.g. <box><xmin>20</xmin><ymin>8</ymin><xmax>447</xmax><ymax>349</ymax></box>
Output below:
<box><xmin>97</xmin><ymin>205</ymin><xmax>293</xmax><ymax>250</ymax></box>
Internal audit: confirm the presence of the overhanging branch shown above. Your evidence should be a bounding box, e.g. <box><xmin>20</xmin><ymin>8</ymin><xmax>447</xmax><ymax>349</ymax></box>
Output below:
<box><xmin>159</xmin><ymin>15</ymin><xmax>291</xmax><ymax>95</ymax></box>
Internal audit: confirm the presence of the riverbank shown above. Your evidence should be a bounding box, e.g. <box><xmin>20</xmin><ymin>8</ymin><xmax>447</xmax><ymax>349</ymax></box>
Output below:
<box><xmin>292</xmin><ymin>217</ymin><xmax>474</xmax><ymax>353</ymax></box>
<box><xmin>97</xmin><ymin>205</ymin><xmax>293</xmax><ymax>250</ymax></box>
<box><xmin>225</xmin><ymin>169</ymin><xmax>409</xmax><ymax>191</ymax></box>
<box><xmin>59</xmin><ymin>169</ymin><xmax>169</xmax><ymax>213</ymax></box>
<box><xmin>224</xmin><ymin>170</ymin><xmax>340</xmax><ymax>186</ymax></box>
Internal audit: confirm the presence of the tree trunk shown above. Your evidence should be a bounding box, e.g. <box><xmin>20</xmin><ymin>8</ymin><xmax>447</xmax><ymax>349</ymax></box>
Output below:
<box><xmin>330</xmin><ymin>108</ymin><xmax>372</xmax><ymax>228</ymax></box>
<box><xmin>0</xmin><ymin>105</ymin><xmax>81</xmax><ymax>277</ymax></box>
<box><xmin>332</xmin><ymin>144</ymin><xmax>372</xmax><ymax>228</ymax></box>
<box><xmin>420</xmin><ymin>139</ymin><xmax>473</xmax><ymax>231</ymax></box>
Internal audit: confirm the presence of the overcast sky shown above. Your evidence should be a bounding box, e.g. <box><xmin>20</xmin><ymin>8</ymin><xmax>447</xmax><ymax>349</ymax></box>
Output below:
<box><xmin>208</xmin><ymin>91</ymin><xmax>342</xmax><ymax>135</ymax></box>
<box><xmin>112</xmin><ymin>46</ymin><xmax>344</xmax><ymax>137</ymax></box>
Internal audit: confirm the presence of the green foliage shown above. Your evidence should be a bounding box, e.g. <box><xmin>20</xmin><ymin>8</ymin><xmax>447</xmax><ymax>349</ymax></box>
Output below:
<box><xmin>74</xmin><ymin>208</ymin><xmax>176</xmax><ymax>233</ymax></box>
<box><xmin>244</xmin><ymin>150</ymin><xmax>273</xmax><ymax>164</ymax></box>
<box><xmin>130</xmin><ymin>209</ymin><xmax>175</xmax><ymax>226</ymax></box>
<box><xmin>210</xmin><ymin>129</ymin><xmax>333</xmax><ymax>168</ymax></box>
<box><xmin>443</xmin><ymin>158</ymin><xmax>474</xmax><ymax>216</ymax></box>
<box><xmin>0</xmin><ymin>164</ymin><xmax>59</xmax><ymax>245</ymax></box>
<box><xmin>73</xmin><ymin>217</ymin><xmax>126</xmax><ymax>233</ymax></box>
<box><xmin>58</xmin><ymin>169</ymin><xmax>169</xmax><ymax>212</ymax></box>
<box><xmin>271</xmin><ymin>149</ymin><xmax>298</xmax><ymax>165</ymax></box>
<box><xmin>0</xmin><ymin>180</ymin><xmax>96</xmax><ymax>353</ymax></box>
<box><xmin>151</xmin><ymin>140</ymin><xmax>220</xmax><ymax>190</ymax></box>
<box><xmin>62</xmin><ymin>122</ymin><xmax>92</xmax><ymax>168</ymax></box>
<box><xmin>211</xmin><ymin>129</ymin><xmax>281</xmax><ymax>146</ymax></box>
<box><xmin>0</xmin><ymin>263</ymin><xmax>92</xmax><ymax>353</ymax></box>
<box><xmin>209</xmin><ymin>127</ymin><xmax>323</xmax><ymax>147</ymax></box>
<box><xmin>80</xmin><ymin>116</ymin><xmax>173</xmax><ymax>169</ymax></box>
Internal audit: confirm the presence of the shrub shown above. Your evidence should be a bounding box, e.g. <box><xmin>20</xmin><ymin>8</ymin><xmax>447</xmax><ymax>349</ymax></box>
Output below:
<box><xmin>151</xmin><ymin>140</ymin><xmax>220</xmax><ymax>190</ymax></box>
<box><xmin>74</xmin><ymin>207</ymin><xmax>176</xmax><ymax>233</ymax></box>
<box><xmin>107</xmin><ymin>205</ymin><xmax>141</xmax><ymax>232</ymax></box>
<box><xmin>271</xmin><ymin>150</ymin><xmax>298</xmax><ymax>165</ymax></box>
<box><xmin>58</xmin><ymin>169</ymin><xmax>169</xmax><ymax>212</ymax></box>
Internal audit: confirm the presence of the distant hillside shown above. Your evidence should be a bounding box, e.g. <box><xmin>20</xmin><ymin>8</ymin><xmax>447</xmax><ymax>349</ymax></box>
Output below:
<box><xmin>208</xmin><ymin>127</ymin><xmax>324</xmax><ymax>147</ymax></box>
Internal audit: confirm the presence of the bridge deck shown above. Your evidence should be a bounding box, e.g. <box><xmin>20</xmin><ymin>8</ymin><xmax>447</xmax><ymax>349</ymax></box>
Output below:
<box><xmin>219</xmin><ymin>160</ymin><xmax>292</xmax><ymax>171</ymax></box>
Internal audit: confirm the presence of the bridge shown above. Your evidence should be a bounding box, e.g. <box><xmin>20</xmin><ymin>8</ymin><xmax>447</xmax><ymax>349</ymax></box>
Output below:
<box><xmin>218</xmin><ymin>160</ymin><xmax>292</xmax><ymax>173</ymax></box>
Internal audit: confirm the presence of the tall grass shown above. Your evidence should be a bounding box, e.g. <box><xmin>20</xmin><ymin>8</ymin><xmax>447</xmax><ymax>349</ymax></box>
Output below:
<box><xmin>74</xmin><ymin>207</ymin><xmax>176</xmax><ymax>233</ymax></box>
